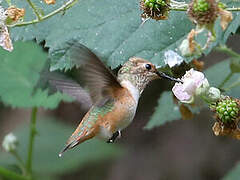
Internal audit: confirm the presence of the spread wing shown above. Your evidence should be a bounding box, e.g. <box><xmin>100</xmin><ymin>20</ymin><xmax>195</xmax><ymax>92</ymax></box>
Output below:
<box><xmin>69</xmin><ymin>42</ymin><xmax>123</xmax><ymax>103</ymax></box>
<box><xmin>35</xmin><ymin>63</ymin><xmax>92</xmax><ymax>109</ymax></box>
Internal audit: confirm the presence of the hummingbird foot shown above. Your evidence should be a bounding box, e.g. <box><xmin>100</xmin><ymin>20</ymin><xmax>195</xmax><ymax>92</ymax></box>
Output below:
<box><xmin>107</xmin><ymin>130</ymin><xmax>121</xmax><ymax>143</ymax></box>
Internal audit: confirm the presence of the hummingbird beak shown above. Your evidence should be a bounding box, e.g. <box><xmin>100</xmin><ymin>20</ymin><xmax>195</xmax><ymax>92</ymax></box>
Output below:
<box><xmin>156</xmin><ymin>71</ymin><xmax>183</xmax><ymax>83</ymax></box>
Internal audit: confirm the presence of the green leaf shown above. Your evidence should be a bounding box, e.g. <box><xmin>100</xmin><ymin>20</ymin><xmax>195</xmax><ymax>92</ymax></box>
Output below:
<box><xmin>0</xmin><ymin>41</ymin><xmax>72</xmax><ymax>108</ymax></box>
<box><xmin>222</xmin><ymin>162</ymin><xmax>240</xmax><ymax>180</ymax></box>
<box><xmin>6</xmin><ymin>0</ymin><xmax>240</xmax><ymax>70</ymax></box>
<box><xmin>144</xmin><ymin>91</ymin><xmax>181</xmax><ymax>129</ymax></box>
<box><xmin>0</xmin><ymin>118</ymin><xmax>123</xmax><ymax>175</ymax></box>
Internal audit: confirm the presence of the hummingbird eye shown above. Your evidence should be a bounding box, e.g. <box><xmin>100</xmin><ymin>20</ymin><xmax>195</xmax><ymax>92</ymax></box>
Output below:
<box><xmin>145</xmin><ymin>64</ymin><xmax>152</xmax><ymax>70</ymax></box>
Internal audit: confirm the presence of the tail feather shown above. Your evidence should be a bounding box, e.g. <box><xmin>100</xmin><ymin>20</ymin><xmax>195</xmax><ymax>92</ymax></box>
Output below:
<box><xmin>58</xmin><ymin>130</ymin><xmax>96</xmax><ymax>157</ymax></box>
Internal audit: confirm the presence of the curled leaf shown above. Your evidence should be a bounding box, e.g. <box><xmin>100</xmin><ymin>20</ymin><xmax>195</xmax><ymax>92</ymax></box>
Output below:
<box><xmin>0</xmin><ymin>25</ymin><xmax>13</xmax><ymax>52</ymax></box>
<box><xmin>219</xmin><ymin>8</ymin><xmax>233</xmax><ymax>30</ymax></box>
<box><xmin>5</xmin><ymin>6</ymin><xmax>25</xmax><ymax>22</ymax></box>
<box><xmin>212</xmin><ymin>122</ymin><xmax>240</xmax><ymax>140</ymax></box>
<box><xmin>188</xmin><ymin>29</ymin><xmax>197</xmax><ymax>53</ymax></box>
<box><xmin>191</xmin><ymin>59</ymin><xmax>204</xmax><ymax>71</ymax></box>
<box><xmin>179</xmin><ymin>104</ymin><xmax>194</xmax><ymax>120</ymax></box>
<box><xmin>44</xmin><ymin>0</ymin><xmax>56</xmax><ymax>5</ymax></box>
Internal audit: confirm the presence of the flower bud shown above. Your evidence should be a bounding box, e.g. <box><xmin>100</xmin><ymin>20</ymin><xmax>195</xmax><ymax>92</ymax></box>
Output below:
<box><xmin>164</xmin><ymin>50</ymin><xmax>183</xmax><ymax>68</ymax></box>
<box><xmin>2</xmin><ymin>133</ymin><xmax>18</xmax><ymax>152</ymax></box>
<box><xmin>206</xmin><ymin>87</ymin><xmax>221</xmax><ymax>102</ymax></box>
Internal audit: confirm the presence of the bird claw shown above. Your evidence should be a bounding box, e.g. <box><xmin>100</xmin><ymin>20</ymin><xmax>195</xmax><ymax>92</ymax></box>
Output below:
<box><xmin>107</xmin><ymin>130</ymin><xmax>121</xmax><ymax>143</ymax></box>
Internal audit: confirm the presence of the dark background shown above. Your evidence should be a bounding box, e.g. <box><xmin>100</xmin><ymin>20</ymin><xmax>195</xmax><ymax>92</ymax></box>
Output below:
<box><xmin>0</xmin><ymin>35</ymin><xmax>240</xmax><ymax>180</ymax></box>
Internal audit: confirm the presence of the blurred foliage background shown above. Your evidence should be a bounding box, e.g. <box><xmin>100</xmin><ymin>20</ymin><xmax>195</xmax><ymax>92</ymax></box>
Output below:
<box><xmin>0</xmin><ymin>0</ymin><xmax>240</xmax><ymax>180</ymax></box>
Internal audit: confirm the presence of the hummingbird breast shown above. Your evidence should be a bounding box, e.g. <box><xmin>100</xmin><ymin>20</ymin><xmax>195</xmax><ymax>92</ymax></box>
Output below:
<box><xmin>96</xmin><ymin>87</ymin><xmax>138</xmax><ymax>140</ymax></box>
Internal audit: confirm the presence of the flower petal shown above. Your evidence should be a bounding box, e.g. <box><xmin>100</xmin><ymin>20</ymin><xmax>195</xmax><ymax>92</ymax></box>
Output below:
<box><xmin>172</xmin><ymin>83</ymin><xmax>192</xmax><ymax>102</ymax></box>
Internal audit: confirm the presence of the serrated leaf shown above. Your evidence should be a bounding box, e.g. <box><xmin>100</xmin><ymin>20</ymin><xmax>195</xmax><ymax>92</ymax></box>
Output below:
<box><xmin>5</xmin><ymin>0</ymin><xmax>240</xmax><ymax>71</ymax></box>
<box><xmin>222</xmin><ymin>162</ymin><xmax>240</xmax><ymax>180</ymax></box>
<box><xmin>0</xmin><ymin>41</ymin><xmax>72</xmax><ymax>108</ymax></box>
<box><xmin>144</xmin><ymin>91</ymin><xmax>181</xmax><ymax>129</ymax></box>
<box><xmin>0</xmin><ymin>118</ymin><xmax>123</xmax><ymax>175</ymax></box>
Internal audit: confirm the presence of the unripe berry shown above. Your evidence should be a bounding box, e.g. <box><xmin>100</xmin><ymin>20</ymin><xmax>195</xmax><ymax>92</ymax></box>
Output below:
<box><xmin>215</xmin><ymin>97</ymin><xmax>240</xmax><ymax>123</ymax></box>
<box><xmin>140</xmin><ymin>0</ymin><xmax>170</xmax><ymax>20</ymax></box>
<box><xmin>188</xmin><ymin>0</ymin><xmax>219</xmax><ymax>26</ymax></box>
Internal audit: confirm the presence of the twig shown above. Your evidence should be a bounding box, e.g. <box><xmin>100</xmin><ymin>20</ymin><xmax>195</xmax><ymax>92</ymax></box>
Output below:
<box><xmin>8</xmin><ymin>0</ymin><xmax>78</xmax><ymax>27</ymax></box>
<box><xmin>227</xmin><ymin>7</ymin><xmax>240</xmax><ymax>11</ymax></box>
<box><xmin>26</xmin><ymin>0</ymin><xmax>42</xmax><ymax>20</ymax></box>
<box><xmin>26</xmin><ymin>107</ymin><xmax>38</xmax><ymax>176</ymax></box>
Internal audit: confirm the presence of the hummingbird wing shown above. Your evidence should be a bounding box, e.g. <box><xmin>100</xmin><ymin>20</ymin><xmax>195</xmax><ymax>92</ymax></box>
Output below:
<box><xmin>36</xmin><ymin>68</ymin><xmax>92</xmax><ymax>110</ymax></box>
<box><xmin>69</xmin><ymin>42</ymin><xmax>123</xmax><ymax>103</ymax></box>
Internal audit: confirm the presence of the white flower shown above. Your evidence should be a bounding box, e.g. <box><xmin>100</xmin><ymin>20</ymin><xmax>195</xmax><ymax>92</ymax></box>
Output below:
<box><xmin>2</xmin><ymin>133</ymin><xmax>18</xmax><ymax>152</ymax></box>
<box><xmin>172</xmin><ymin>68</ymin><xmax>209</xmax><ymax>103</ymax></box>
<box><xmin>164</xmin><ymin>50</ymin><xmax>183</xmax><ymax>68</ymax></box>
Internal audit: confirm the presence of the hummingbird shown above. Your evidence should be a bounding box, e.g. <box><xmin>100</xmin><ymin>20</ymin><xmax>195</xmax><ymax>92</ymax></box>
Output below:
<box><xmin>58</xmin><ymin>43</ymin><xmax>181</xmax><ymax>157</ymax></box>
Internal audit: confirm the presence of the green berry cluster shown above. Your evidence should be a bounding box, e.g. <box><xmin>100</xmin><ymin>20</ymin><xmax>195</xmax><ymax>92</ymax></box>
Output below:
<box><xmin>216</xmin><ymin>98</ymin><xmax>239</xmax><ymax>123</ymax></box>
<box><xmin>218</xmin><ymin>2</ymin><xmax>226</xmax><ymax>9</ymax></box>
<box><xmin>144</xmin><ymin>0</ymin><xmax>167</xmax><ymax>9</ymax></box>
<box><xmin>193</xmin><ymin>0</ymin><xmax>209</xmax><ymax>12</ymax></box>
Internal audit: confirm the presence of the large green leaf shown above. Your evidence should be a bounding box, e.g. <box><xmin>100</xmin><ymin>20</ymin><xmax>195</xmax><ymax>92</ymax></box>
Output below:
<box><xmin>145</xmin><ymin>59</ymin><xmax>240</xmax><ymax>129</ymax></box>
<box><xmin>0</xmin><ymin>41</ymin><xmax>72</xmax><ymax>108</ymax></box>
<box><xmin>0</xmin><ymin>118</ymin><xmax>123</xmax><ymax>175</ymax></box>
<box><xmin>144</xmin><ymin>91</ymin><xmax>181</xmax><ymax>129</ymax></box>
<box><xmin>5</xmin><ymin>0</ymin><xmax>240</xmax><ymax>70</ymax></box>
<box><xmin>222</xmin><ymin>162</ymin><xmax>240</xmax><ymax>180</ymax></box>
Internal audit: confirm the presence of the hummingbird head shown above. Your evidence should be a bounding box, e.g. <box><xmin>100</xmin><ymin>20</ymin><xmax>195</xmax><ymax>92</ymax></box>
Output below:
<box><xmin>117</xmin><ymin>57</ymin><xmax>181</xmax><ymax>94</ymax></box>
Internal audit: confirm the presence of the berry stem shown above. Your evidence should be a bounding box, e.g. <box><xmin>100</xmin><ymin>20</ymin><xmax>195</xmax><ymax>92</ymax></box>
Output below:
<box><xmin>25</xmin><ymin>0</ymin><xmax>42</xmax><ymax>20</ymax></box>
<box><xmin>7</xmin><ymin>0</ymin><xmax>78</xmax><ymax>27</ymax></box>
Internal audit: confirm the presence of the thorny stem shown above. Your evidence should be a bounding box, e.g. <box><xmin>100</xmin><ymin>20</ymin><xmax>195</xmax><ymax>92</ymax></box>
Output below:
<box><xmin>0</xmin><ymin>167</ymin><xmax>29</xmax><ymax>180</ymax></box>
<box><xmin>8</xmin><ymin>0</ymin><xmax>78</xmax><ymax>27</ymax></box>
<box><xmin>26</xmin><ymin>0</ymin><xmax>41</xmax><ymax>20</ymax></box>
<box><xmin>26</xmin><ymin>107</ymin><xmax>38</xmax><ymax>177</ymax></box>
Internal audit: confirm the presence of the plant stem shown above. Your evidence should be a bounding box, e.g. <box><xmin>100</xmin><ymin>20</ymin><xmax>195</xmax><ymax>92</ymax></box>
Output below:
<box><xmin>26</xmin><ymin>107</ymin><xmax>38</xmax><ymax>177</ymax></box>
<box><xmin>218</xmin><ymin>72</ymin><xmax>233</xmax><ymax>89</ymax></box>
<box><xmin>227</xmin><ymin>7</ymin><xmax>240</xmax><ymax>11</ymax></box>
<box><xmin>8</xmin><ymin>0</ymin><xmax>78</xmax><ymax>27</ymax></box>
<box><xmin>224</xmin><ymin>78</ymin><xmax>240</xmax><ymax>91</ymax></box>
<box><xmin>26</xmin><ymin>0</ymin><xmax>42</xmax><ymax>20</ymax></box>
<box><xmin>169</xmin><ymin>7</ymin><xmax>188</xmax><ymax>11</ymax></box>
<box><xmin>216</xmin><ymin>46</ymin><xmax>240</xmax><ymax>59</ymax></box>
<box><xmin>0</xmin><ymin>167</ymin><xmax>29</xmax><ymax>180</ymax></box>
<box><xmin>11</xmin><ymin>151</ymin><xmax>26</xmax><ymax>175</ymax></box>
